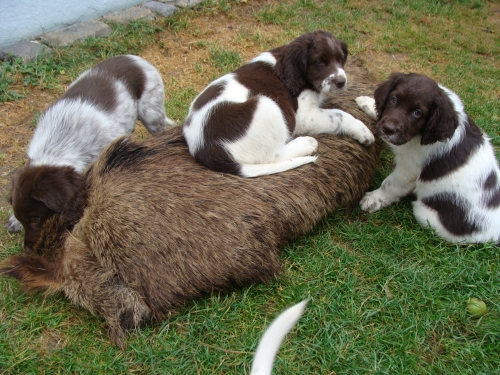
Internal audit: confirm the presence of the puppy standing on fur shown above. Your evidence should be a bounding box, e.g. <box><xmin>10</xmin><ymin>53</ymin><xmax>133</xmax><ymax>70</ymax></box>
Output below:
<box><xmin>7</xmin><ymin>54</ymin><xmax>175</xmax><ymax>252</ymax></box>
<box><xmin>183</xmin><ymin>30</ymin><xmax>374</xmax><ymax>177</ymax></box>
<box><xmin>356</xmin><ymin>73</ymin><xmax>500</xmax><ymax>243</ymax></box>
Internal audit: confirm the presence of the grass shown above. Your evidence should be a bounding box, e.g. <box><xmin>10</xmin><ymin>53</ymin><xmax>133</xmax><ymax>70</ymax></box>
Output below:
<box><xmin>1</xmin><ymin>0</ymin><xmax>499</xmax><ymax>374</ymax></box>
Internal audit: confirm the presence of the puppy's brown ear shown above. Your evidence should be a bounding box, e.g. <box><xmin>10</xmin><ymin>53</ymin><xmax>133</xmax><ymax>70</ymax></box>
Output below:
<box><xmin>340</xmin><ymin>40</ymin><xmax>348</xmax><ymax>64</ymax></box>
<box><xmin>8</xmin><ymin>169</ymin><xmax>20</xmax><ymax>205</ymax></box>
<box><xmin>420</xmin><ymin>88</ymin><xmax>459</xmax><ymax>145</ymax></box>
<box><xmin>374</xmin><ymin>73</ymin><xmax>405</xmax><ymax>120</ymax></box>
<box><xmin>274</xmin><ymin>35</ymin><xmax>312</xmax><ymax>97</ymax></box>
<box><xmin>32</xmin><ymin>167</ymin><xmax>87</xmax><ymax>226</ymax></box>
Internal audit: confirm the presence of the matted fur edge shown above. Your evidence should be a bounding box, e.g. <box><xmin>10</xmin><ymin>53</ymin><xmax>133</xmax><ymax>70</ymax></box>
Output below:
<box><xmin>1</xmin><ymin>56</ymin><xmax>382</xmax><ymax>347</ymax></box>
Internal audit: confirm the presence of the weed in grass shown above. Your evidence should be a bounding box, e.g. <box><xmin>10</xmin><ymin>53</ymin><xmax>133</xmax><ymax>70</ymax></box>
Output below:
<box><xmin>0</xmin><ymin>0</ymin><xmax>499</xmax><ymax>374</ymax></box>
<box><xmin>208</xmin><ymin>46</ymin><xmax>242</xmax><ymax>74</ymax></box>
<box><xmin>165</xmin><ymin>85</ymin><xmax>198</xmax><ymax>122</ymax></box>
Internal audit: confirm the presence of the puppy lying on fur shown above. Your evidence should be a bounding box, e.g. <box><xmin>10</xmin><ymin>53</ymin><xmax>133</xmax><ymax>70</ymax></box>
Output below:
<box><xmin>1</xmin><ymin>57</ymin><xmax>380</xmax><ymax>347</ymax></box>
<box><xmin>183</xmin><ymin>30</ymin><xmax>374</xmax><ymax>177</ymax></box>
<box><xmin>356</xmin><ymin>73</ymin><xmax>500</xmax><ymax>243</ymax></box>
<box><xmin>6</xmin><ymin>55</ymin><xmax>175</xmax><ymax>252</ymax></box>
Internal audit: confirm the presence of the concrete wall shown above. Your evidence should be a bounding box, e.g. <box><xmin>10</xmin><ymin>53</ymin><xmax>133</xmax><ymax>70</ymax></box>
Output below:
<box><xmin>0</xmin><ymin>0</ymin><xmax>146</xmax><ymax>48</ymax></box>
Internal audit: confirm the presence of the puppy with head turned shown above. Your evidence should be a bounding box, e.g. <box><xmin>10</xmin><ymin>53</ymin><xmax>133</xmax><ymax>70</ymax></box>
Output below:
<box><xmin>7</xmin><ymin>55</ymin><xmax>175</xmax><ymax>252</ymax></box>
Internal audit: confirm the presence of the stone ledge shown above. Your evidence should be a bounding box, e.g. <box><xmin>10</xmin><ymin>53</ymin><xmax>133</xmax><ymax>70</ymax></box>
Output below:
<box><xmin>0</xmin><ymin>0</ymin><xmax>206</xmax><ymax>62</ymax></box>
<box><xmin>102</xmin><ymin>6</ymin><xmax>156</xmax><ymax>24</ymax></box>
<box><xmin>0</xmin><ymin>41</ymin><xmax>52</xmax><ymax>62</ymax></box>
<box><xmin>174</xmin><ymin>0</ymin><xmax>205</xmax><ymax>8</ymax></box>
<box><xmin>142</xmin><ymin>2</ymin><xmax>178</xmax><ymax>16</ymax></box>
<box><xmin>40</xmin><ymin>20</ymin><xmax>112</xmax><ymax>47</ymax></box>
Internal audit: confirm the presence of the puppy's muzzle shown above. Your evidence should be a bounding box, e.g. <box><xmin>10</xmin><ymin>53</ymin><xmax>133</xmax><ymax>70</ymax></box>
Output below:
<box><xmin>326</xmin><ymin>75</ymin><xmax>346</xmax><ymax>92</ymax></box>
<box><xmin>379</xmin><ymin>120</ymin><xmax>399</xmax><ymax>137</ymax></box>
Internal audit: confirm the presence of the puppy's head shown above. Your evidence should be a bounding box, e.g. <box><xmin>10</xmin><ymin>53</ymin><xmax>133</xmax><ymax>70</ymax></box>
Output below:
<box><xmin>10</xmin><ymin>165</ymin><xmax>87</xmax><ymax>253</ymax></box>
<box><xmin>374</xmin><ymin>73</ymin><xmax>459</xmax><ymax>146</ymax></box>
<box><xmin>275</xmin><ymin>30</ymin><xmax>348</xmax><ymax>96</ymax></box>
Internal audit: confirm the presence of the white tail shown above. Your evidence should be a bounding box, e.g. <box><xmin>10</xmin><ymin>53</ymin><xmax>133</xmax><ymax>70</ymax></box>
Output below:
<box><xmin>250</xmin><ymin>300</ymin><xmax>308</xmax><ymax>375</ymax></box>
<box><xmin>240</xmin><ymin>157</ymin><xmax>317</xmax><ymax>178</ymax></box>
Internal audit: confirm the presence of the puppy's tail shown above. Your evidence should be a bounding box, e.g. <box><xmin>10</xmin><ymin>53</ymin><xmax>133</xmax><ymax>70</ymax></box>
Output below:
<box><xmin>250</xmin><ymin>300</ymin><xmax>308</xmax><ymax>375</ymax></box>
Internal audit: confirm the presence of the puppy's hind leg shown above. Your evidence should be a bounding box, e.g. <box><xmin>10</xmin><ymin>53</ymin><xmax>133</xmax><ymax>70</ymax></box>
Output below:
<box><xmin>240</xmin><ymin>156</ymin><xmax>317</xmax><ymax>178</ymax></box>
<box><xmin>280</xmin><ymin>136</ymin><xmax>318</xmax><ymax>160</ymax></box>
<box><xmin>138</xmin><ymin>77</ymin><xmax>176</xmax><ymax>134</ymax></box>
<box><xmin>240</xmin><ymin>136</ymin><xmax>318</xmax><ymax>177</ymax></box>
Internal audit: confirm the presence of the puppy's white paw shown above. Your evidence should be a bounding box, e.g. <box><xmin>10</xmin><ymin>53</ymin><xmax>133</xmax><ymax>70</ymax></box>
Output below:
<box><xmin>352</xmin><ymin>120</ymin><xmax>375</xmax><ymax>146</ymax></box>
<box><xmin>5</xmin><ymin>214</ymin><xmax>23</xmax><ymax>233</ymax></box>
<box><xmin>360</xmin><ymin>189</ymin><xmax>387</xmax><ymax>213</ymax></box>
<box><xmin>355</xmin><ymin>96</ymin><xmax>377</xmax><ymax>120</ymax></box>
<box><xmin>281</xmin><ymin>136</ymin><xmax>318</xmax><ymax>161</ymax></box>
<box><xmin>291</xmin><ymin>136</ymin><xmax>318</xmax><ymax>157</ymax></box>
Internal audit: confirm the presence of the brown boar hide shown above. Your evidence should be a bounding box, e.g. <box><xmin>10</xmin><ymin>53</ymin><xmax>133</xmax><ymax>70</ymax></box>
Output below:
<box><xmin>1</xmin><ymin>56</ymin><xmax>381</xmax><ymax>347</ymax></box>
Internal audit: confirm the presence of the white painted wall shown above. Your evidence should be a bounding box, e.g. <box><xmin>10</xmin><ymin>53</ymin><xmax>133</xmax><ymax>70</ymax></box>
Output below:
<box><xmin>0</xmin><ymin>0</ymin><xmax>146</xmax><ymax>48</ymax></box>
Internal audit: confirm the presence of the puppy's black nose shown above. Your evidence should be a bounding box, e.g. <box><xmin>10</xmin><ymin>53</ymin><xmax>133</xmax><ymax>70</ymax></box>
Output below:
<box><xmin>333</xmin><ymin>76</ymin><xmax>345</xmax><ymax>88</ymax></box>
<box><xmin>381</xmin><ymin>122</ymin><xmax>398</xmax><ymax>136</ymax></box>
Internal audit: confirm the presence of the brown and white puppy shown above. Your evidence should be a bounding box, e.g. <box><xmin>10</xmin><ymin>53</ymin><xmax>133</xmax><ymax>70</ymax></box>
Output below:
<box><xmin>7</xmin><ymin>55</ymin><xmax>175</xmax><ymax>252</ymax></box>
<box><xmin>356</xmin><ymin>73</ymin><xmax>500</xmax><ymax>243</ymax></box>
<box><xmin>183</xmin><ymin>30</ymin><xmax>374</xmax><ymax>177</ymax></box>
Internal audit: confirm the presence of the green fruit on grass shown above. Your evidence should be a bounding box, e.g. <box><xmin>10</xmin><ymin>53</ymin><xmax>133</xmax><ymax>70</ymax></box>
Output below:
<box><xmin>467</xmin><ymin>298</ymin><xmax>487</xmax><ymax>318</ymax></box>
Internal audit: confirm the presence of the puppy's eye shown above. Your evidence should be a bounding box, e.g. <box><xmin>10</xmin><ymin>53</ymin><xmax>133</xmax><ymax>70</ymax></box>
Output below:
<box><xmin>314</xmin><ymin>59</ymin><xmax>326</xmax><ymax>66</ymax></box>
<box><xmin>413</xmin><ymin>109</ymin><xmax>422</xmax><ymax>118</ymax></box>
<box><xmin>29</xmin><ymin>217</ymin><xmax>41</xmax><ymax>225</ymax></box>
<box><xmin>390</xmin><ymin>96</ymin><xmax>397</xmax><ymax>104</ymax></box>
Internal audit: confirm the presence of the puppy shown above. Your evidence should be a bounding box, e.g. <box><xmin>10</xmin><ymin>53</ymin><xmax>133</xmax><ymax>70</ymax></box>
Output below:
<box><xmin>7</xmin><ymin>54</ymin><xmax>175</xmax><ymax>252</ymax></box>
<box><xmin>356</xmin><ymin>73</ymin><xmax>500</xmax><ymax>243</ymax></box>
<box><xmin>183</xmin><ymin>30</ymin><xmax>374</xmax><ymax>177</ymax></box>
<box><xmin>250</xmin><ymin>300</ymin><xmax>308</xmax><ymax>375</ymax></box>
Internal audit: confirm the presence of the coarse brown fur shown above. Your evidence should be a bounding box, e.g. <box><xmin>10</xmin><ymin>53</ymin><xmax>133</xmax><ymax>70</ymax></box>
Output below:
<box><xmin>1</xmin><ymin>56</ymin><xmax>382</xmax><ymax>347</ymax></box>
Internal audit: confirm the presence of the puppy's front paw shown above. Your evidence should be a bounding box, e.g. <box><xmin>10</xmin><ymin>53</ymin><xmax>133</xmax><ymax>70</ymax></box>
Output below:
<box><xmin>354</xmin><ymin>121</ymin><xmax>375</xmax><ymax>146</ymax></box>
<box><xmin>360</xmin><ymin>189</ymin><xmax>387</xmax><ymax>213</ymax></box>
<box><xmin>355</xmin><ymin>96</ymin><xmax>377</xmax><ymax>120</ymax></box>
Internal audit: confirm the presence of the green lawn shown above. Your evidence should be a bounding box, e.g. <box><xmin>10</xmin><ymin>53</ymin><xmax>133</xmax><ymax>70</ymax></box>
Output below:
<box><xmin>1</xmin><ymin>0</ymin><xmax>499</xmax><ymax>374</ymax></box>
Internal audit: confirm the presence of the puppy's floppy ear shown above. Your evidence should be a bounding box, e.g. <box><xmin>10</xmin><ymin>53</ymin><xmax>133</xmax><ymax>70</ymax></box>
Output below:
<box><xmin>9</xmin><ymin>168</ymin><xmax>20</xmax><ymax>205</ymax></box>
<box><xmin>274</xmin><ymin>34</ymin><xmax>313</xmax><ymax>97</ymax></box>
<box><xmin>340</xmin><ymin>40</ymin><xmax>348</xmax><ymax>63</ymax></box>
<box><xmin>374</xmin><ymin>73</ymin><xmax>405</xmax><ymax>120</ymax></box>
<box><xmin>31</xmin><ymin>166</ymin><xmax>87</xmax><ymax>226</ymax></box>
<box><xmin>420</xmin><ymin>88</ymin><xmax>459</xmax><ymax>145</ymax></box>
